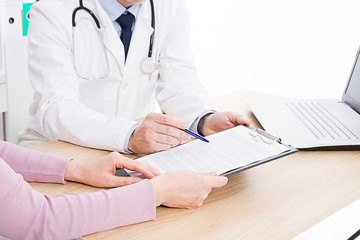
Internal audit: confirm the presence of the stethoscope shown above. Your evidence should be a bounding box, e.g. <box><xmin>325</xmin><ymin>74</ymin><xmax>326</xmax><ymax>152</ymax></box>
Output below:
<box><xmin>72</xmin><ymin>0</ymin><xmax>157</xmax><ymax>76</ymax></box>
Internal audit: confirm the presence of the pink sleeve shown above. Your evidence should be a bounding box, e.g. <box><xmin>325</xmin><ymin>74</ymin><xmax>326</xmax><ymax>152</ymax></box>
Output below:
<box><xmin>0</xmin><ymin>141</ymin><xmax>70</xmax><ymax>183</ymax></box>
<box><xmin>0</xmin><ymin>158</ymin><xmax>156</xmax><ymax>239</ymax></box>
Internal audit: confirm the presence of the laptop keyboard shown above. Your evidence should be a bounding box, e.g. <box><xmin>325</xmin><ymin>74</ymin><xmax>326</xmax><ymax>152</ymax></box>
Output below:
<box><xmin>286</xmin><ymin>101</ymin><xmax>359</xmax><ymax>140</ymax></box>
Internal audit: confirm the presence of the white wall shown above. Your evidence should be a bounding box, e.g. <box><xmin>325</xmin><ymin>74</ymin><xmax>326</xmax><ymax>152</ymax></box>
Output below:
<box><xmin>1</xmin><ymin>1</ymin><xmax>360</xmax><ymax>142</ymax></box>
<box><xmin>0</xmin><ymin>1</ymin><xmax>5</xmax><ymax>141</ymax></box>
<box><xmin>186</xmin><ymin>0</ymin><xmax>360</xmax><ymax>99</ymax></box>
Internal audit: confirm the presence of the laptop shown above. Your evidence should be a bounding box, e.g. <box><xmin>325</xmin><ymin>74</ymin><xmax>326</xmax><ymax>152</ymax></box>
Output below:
<box><xmin>248</xmin><ymin>47</ymin><xmax>360</xmax><ymax>149</ymax></box>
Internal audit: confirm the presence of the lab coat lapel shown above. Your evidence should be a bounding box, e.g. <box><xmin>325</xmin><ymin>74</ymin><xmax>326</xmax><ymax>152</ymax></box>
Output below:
<box><xmin>92</xmin><ymin>0</ymin><xmax>126</xmax><ymax>73</ymax></box>
<box><xmin>123</xmin><ymin>1</ymin><xmax>154</xmax><ymax>75</ymax></box>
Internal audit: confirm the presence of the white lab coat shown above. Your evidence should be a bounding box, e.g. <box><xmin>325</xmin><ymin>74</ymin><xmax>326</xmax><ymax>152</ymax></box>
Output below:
<box><xmin>20</xmin><ymin>0</ymin><xmax>215</xmax><ymax>152</ymax></box>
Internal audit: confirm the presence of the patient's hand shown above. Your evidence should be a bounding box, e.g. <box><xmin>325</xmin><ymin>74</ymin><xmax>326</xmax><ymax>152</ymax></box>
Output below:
<box><xmin>150</xmin><ymin>171</ymin><xmax>228</xmax><ymax>209</ymax></box>
<box><xmin>64</xmin><ymin>152</ymin><xmax>160</xmax><ymax>187</ymax></box>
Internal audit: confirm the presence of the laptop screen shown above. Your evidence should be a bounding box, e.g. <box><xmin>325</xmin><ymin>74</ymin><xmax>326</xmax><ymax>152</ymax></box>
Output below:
<box><xmin>343</xmin><ymin>48</ymin><xmax>360</xmax><ymax>114</ymax></box>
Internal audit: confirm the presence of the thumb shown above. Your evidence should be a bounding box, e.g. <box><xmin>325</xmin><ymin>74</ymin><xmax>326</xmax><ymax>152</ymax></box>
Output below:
<box><xmin>108</xmin><ymin>176</ymin><xmax>140</xmax><ymax>187</ymax></box>
<box><xmin>207</xmin><ymin>176</ymin><xmax>228</xmax><ymax>188</ymax></box>
<box><xmin>197</xmin><ymin>172</ymin><xmax>217</xmax><ymax>177</ymax></box>
<box><xmin>227</xmin><ymin>112</ymin><xmax>250</xmax><ymax>126</ymax></box>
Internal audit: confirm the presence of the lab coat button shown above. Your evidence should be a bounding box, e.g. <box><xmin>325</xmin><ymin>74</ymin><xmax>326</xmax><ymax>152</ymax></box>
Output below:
<box><xmin>121</xmin><ymin>83</ymin><xmax>128</xmax><ymax>90</ymax></box>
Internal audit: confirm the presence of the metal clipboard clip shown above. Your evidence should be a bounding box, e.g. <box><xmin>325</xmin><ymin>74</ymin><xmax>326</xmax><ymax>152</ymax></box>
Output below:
<box><xmin>249</xmin><ymin>128</ymin><xmax>282</xmax><ymax>144</ymax></box>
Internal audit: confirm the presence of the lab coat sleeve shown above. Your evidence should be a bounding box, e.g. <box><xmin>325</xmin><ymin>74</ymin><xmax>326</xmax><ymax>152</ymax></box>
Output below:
<box><xmin>156</xmin><ymin>0</ymin><xmax>218</xmax><ymax>127</ymax></box>
<box><xmin>27</xmin><ymin>1</ymin><xmax>135</xmax><ymax>152</ymax></box>
<box><xmin>0</xmin><ymin>141</ymin><xmax>156</xmax><ymax>239</ymax></box>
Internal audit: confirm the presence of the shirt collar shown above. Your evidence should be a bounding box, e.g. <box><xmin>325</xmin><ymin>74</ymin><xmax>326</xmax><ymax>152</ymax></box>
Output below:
<box><xmin>98</xmin><ymin>0</ymin><xmax>141</xmax><ymax>22</ymax></box>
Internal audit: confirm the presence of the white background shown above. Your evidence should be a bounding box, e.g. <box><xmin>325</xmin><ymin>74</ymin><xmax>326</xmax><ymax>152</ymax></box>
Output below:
<box><xmin>2</xmin><ymin>1</ymin><xmax>360</xmax><ymax>140</ymax></box>
<box><xmin>185</xmin><ymin>0</ymin><xmax>360</xmax><ymax>99</ymax></box>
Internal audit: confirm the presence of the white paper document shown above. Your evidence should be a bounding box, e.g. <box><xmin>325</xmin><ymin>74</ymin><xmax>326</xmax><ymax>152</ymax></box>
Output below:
<box><xmin>293</xmin><ymin>199</ymin><xmax>360</xmax><ymax>240</ymax></box>
<box><xmin>130</xmin><ymin>126</ymin><xmax>295</xmax><ymax>176</ymax></box>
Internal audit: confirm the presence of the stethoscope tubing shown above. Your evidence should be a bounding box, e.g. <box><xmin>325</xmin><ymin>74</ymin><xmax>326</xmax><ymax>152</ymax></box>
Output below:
<box><xmin>72</xmin><ymin>0</ymin><xmax>101</xmax><ymax>29</ymax></box>
<box><xmin>72</xmin><ymin>0</ymin><xmax>155</xmax><ymax>56</ymax></box>
<box><xmin>148</xmin><ymin>0</ymin><xmax>155</xmax><ymax>58</ymax></box>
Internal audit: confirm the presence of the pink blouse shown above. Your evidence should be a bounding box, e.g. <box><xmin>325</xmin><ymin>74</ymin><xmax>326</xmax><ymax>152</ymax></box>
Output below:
<box><xmin>0</xmin><ymin>141</ymin><xmax>156</xmax><ymax>239</ymax></box>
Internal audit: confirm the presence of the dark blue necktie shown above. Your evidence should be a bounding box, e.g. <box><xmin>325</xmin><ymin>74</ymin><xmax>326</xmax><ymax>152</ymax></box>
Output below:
<box><xmin>116</xmin><ymin>11</ymin><xmax>135</xmax><ymax>61</ymax></box>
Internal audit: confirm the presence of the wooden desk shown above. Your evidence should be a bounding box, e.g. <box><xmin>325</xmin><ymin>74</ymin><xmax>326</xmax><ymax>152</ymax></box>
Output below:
<box><xmin>30</xmin><ymin>90</ymin><xmax>360</xmax><ymax>240</ymax></box>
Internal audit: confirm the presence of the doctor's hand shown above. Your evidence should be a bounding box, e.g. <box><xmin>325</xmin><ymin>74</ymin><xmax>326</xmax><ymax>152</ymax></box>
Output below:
<box><xmin>150</xmin><ymin>171</ymin><xmax>228</xmax><ymax>209</ymax></box>
<box><xmin>65</xmin><ymin>152</ymin><xmax>160</xmax><ymax>187</ymax></box>
<box><xmin>198</xmin><ymin>112</ymin><xmax>251</xmax><ymax>136</ymax></box>
<box><xmin>128</xmin><ymin>113</ymin><xmax>192</xmax><ymax>154</ymax></box>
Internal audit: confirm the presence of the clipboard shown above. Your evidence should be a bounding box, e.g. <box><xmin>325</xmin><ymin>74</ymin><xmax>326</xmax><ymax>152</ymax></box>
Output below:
<box><xmin>129</xmin><ymin>125</ymin><xmax>298</xmax><ymax>177</ymax></box>
<box><xmin>220</xmin><ymin>126</ymin><xmax>298</xmax><ymax>176</ymax></box>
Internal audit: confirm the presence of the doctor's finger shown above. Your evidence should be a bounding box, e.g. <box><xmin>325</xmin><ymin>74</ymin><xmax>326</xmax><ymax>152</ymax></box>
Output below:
<box><xmin>151</xmin><ymin>131</ymin><xmax>184</xmax><ymax>146</ymax></box>
<box><xmin>153</xmin><ymin>123</ymin><xmax>191</xmax><ymax>141</ymax></box>
<box><xmin>150</xmin><ymin>141</ymin><xmax>174</xmax><ymax>153</ymax></box>
<box><xmin>148</xmin><ymin>113</ymin><xmax>187</xmax><ymax>129</ymax></box>
<box><xmin>227</xmin><ymin>112</ymin><xmax>251</xmax><ymax>126</ymax></box>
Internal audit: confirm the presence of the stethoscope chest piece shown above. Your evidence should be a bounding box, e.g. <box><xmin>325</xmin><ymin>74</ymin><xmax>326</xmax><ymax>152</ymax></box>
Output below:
<box><xmin>141</xmin><ymin>57</ymin><xmax>156</xmax><ymax>74</ymax></box>
<box><xmin>73</xmin><ymin>0</ymin><xmax>157</xmax><ymax>77</ymax></box>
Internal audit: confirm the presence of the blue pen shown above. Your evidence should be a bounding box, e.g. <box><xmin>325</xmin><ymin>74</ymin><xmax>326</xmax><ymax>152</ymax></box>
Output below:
<box><xmin>183</xmin><ymin>129</ymin><xmax>210</xmax><ymax>143</ymax></box>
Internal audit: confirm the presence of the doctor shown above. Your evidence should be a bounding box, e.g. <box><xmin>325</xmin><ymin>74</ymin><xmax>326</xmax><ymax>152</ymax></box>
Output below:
<box><xmin>20</xmin><ymin>0</ymin><xmax>250</xmax><ymax>153</ymax></box>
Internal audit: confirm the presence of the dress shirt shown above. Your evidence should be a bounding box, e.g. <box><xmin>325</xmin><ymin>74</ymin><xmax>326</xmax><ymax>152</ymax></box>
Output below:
<box><xmin>98</xmin><ymin>0</ymin><xmax>140</xmax><ymax>37</ymax></box>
